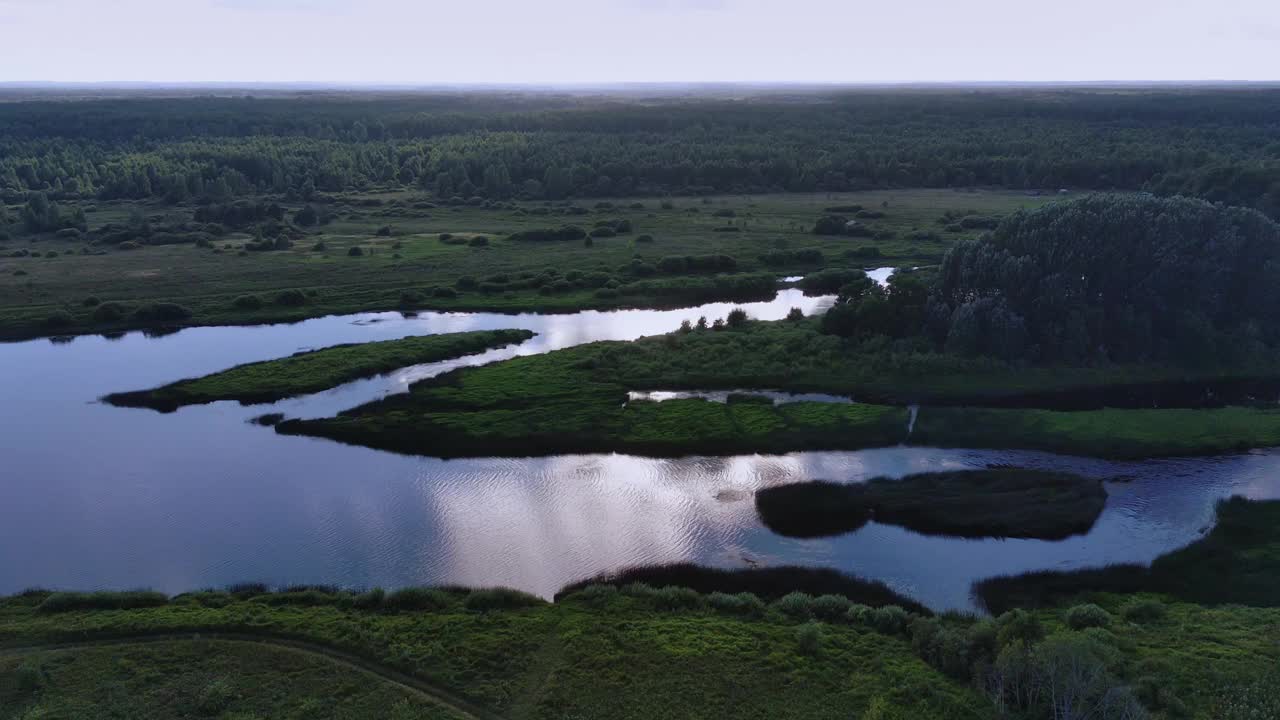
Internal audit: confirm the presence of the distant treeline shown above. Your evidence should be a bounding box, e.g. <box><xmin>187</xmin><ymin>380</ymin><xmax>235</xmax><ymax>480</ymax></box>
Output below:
<box><xmin>0</xmin><ymin>90</ymin><xmax>1277</xmax><ymax>217</ymax></box>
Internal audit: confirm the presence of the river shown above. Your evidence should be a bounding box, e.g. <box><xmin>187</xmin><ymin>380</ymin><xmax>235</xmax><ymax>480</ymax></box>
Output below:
<box><xmin>2</xmin><ymin>287</ymin><xmax>1278</xmax><ymax>612</ymax></box>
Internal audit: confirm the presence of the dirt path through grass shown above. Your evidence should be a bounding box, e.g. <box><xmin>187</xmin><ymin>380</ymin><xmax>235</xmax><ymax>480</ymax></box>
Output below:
<box><xmin>0</xmin><ymin>632</ymin><xmax>506</xmax><ymax>720</ymax></box>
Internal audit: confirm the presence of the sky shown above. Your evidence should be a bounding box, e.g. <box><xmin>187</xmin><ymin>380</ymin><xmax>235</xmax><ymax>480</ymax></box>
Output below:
<box><xmin>1</xmin><ymin>0</ymin><xmax>1276</xmax><ymax>84</ymax></box>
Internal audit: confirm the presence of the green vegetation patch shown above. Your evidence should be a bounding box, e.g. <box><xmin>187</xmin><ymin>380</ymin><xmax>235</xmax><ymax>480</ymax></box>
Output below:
<box><xmin>0</xmin><ymin>640</ymin><xmax>466</xmax><ymax>720</ymax></box>
<box><xmin>914</xmin><ymin>405</ymin><xmax>1280</xmax><ymax>459</ymax></box>
<box><xmin>104</xmin><ymin>329</ymin><xmax>534</xmax><ymax>411</ymax></box>
<box><xmin>0</xmin><ymin>586</ymin><xmax>987</xmax><ymax>720</ymax></box>
<box><xmin>755</xmin><ymin>469</ymin><xmax>1107</xmax><ymax>540</ymax></box>
<box><xmin>276</xmin><ymin>325</ymin><xmax>912</xmax><ymax>457</ymax></box>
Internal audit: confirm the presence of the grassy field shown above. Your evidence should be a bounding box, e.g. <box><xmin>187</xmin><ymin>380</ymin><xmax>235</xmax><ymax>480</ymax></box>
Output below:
<box><xmin>755</xmin><ymin>470</ymin><xmax>1107</xmax><ymax>540</ymax></box>
<box><xmin>0</xmin><ymin>189</ymin><xmax>1049</xmax><ymax>341</ymax></box>
<box><xmin>0</xmin><ymin>639</ymin><xmax>469</xmax><ymax>720</ymax></box>
<box><xmin>104</xmin><ymin>329</ymin><xmax>534</xmax><ymax>411</ymax></box>
<box><xmin>914</xmin><ymin>405</ymin><xmax>1280</xmax><ymax>459</ymax></box>
<box><xmin>0</xmin><ymin>588</ymin><xmax>991</xmax><ymax>720</ymax></box>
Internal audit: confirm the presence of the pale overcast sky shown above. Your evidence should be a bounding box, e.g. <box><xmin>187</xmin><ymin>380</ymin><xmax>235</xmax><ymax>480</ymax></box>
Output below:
<box><xmin>1</xmin><ymin>0</ymin><xmax>1276</xmax><ymax>83</ymax></box>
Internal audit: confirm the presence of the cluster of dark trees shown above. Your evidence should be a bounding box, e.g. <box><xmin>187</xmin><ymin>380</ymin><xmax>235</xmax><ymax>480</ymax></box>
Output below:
<box><xmin>927</xmin><ymin>195</ymin><xmax>1280</xmax><ymax>365</ymax></box>
<box><xmin>818</xmin><ymin>194</ymin><xmax>1280</xmax><ymax>368</ymax></box>
<box><xmin>1</xmin><ymin>90</ymin><xmax>1277</xmax><ymax>217</ymax></box>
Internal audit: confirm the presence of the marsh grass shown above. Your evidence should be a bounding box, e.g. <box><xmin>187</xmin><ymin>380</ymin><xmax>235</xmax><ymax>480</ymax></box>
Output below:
<box><xmin>105</xmin><ymin>329</ymin><xmax>534</xmax><ymax>411</ymax></box>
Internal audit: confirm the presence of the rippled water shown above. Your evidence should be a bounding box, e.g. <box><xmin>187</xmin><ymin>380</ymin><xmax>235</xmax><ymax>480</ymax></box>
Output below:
<box><xmin>2</xmin><ymin>287</ymin><xmax>1278</xmax><ymax>612</ymax></box>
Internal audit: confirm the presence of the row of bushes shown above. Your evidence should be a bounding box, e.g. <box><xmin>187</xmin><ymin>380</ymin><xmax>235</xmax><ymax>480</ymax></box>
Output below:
<box><xmin>29</xmin><ymin>585</ymin><xmax>544</xmax><ymax>615</ymax></box>
<box><xmin>46</xmin><ymin>301</ymin><xmax>194</xmax><ymax>329</ymax></box>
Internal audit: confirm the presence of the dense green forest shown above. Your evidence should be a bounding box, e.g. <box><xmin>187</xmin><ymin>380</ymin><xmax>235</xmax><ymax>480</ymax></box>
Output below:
<box><xmin>0</xmin><ymin>89</ymin><xmax>1277</xmax><ymax>221</ymax></box>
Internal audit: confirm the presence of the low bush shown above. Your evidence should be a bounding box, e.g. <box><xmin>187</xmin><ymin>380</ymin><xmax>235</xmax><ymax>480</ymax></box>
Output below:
<box><xmin>774</xmin><ymin>592</ymin><xmax>816</xmax><ymax>620</ymax></box>
<box><xmin>1065</xmin><ymin>603</ymin><xmax>1113</xmax><ymax>630</ymax></box>
<box><xmin>463</xmin><ymin>588</ymin><xmax>545</xmax><ymax>612</ymax></box>
<box><xmin>92</xmin><ymin>302</ymin><xmax>128</xmax><ymax>323</ymax></box>
<box><xmin>232</xmin><ymin>294</ymin><xmax>263</xmax><ymax>310</ymax></box>
<box><xmin>347</xmin><ymin>246</ymin><xmax>364</xmax><ymax>257</ymax></box>
<box><xmin>44</xmin><ymin>310</ymin><xmax>74</xmax><ymax>328</ymax></box>
<box><xmin>275</xmin><ymin>289</ymin><xmax>307</xmax><ymax>306</ymax></box>
<box><xmin>706</xmin><ymin>591</ymin><xmax>766</xmax><ymax>617</ymax></box>
<box><xmin>1121</xmin><ymin>598</ymin><xmax>1167</xmax><ymax>624</ymax></box>
<box><xmin>37</xmin><ymin>590</ymin><xmax>169</xmax><ymax>613</ymax></box>
<box><xmin>383</xmin><ymin>587</ymin><xmax>454</xmax><ymax>612</ymax></box>
<box><xmin>796</xmin><ymin>622</ymin><xmax>823</xmax><ymax>655</ymax></box>
<box><xmin>134</xmin><ymin>303</ymin><xmax>192</xmax><ymax>322</ymax></box>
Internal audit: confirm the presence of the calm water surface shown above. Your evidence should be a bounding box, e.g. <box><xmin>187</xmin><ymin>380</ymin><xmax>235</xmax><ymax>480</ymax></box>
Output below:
<box><xmin>2</xmin><ymin>288</ymin><xmax>1278</xmax><ymax>612</ymax></box>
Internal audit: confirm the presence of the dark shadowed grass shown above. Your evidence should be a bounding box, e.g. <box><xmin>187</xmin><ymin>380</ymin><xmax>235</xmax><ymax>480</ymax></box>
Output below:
<box><xmin>554</xmin><ymin>563</ymin><xmax>929</xmax><ymax>614</ymax></box>
<box><xmin>975</xmin><ymin>497</ymin><xmax>1280</xmax><ymax>613</ymax></box>
<box><xmin>755</xmin><ymin>469</ymin><xmax>1107</xmax><ymax>540</ymax></box>
<box><xmin>103</xmin><ymin>329</ymin><xmax>533</xmax><ymax>411</ymax></box>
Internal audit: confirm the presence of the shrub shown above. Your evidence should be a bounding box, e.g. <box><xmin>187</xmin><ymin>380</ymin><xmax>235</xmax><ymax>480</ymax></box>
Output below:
<box><xmin>845</xmin><ymin>604</ymin><xmax>875</xmax><ymax>625</ymax></box>
<box><xmin>725</xmin><ymin>307</ymin><xmax>749</xmax><ymax>328</ymax></box>
<box><xmin>118</xmin><ymin>241</ymin><xmax>141</xmax><ymax>250</ymax></box>
<box><xmin>432</xmin><ymin>286</ymin><xmax>458</xmax><ymax>299</ymax></box>
<box><xmin>464</xmin><ymin>588</ymin><xmax>544</xmax><ymax>612</ymax></box>
<box><xmin>713</xmin><ymin>208</ymin><xmax>736</xmax><ymax>217</ymax></box>
<box><xmin>810</xmin><ymin>594</ymin><xmax>854</xmax><ymax>621</ymax></box>
<box><xmin>275</xmin><ymin>289</ymin><xmax>307</xmax><ymax>306</ymax></box>
<box><xmin>636</xmin><ymin>234</ymin><xmax>654</xmax><ymax>243</ymax></box>
<box><xmin>707</xmin><ymin>592</ymin><xmax>766</xmax><ymax>617</ymax></box>
<box><xmin>1121</xmin><ymin>598</ymin><xmax>1167</xmax><ymax>624</ymax></box>
<box><xmin>796</xmin><ymin>622</ymin><xmax>823</xmax><ymax>656</ymax></box>
<box><xmin>195</xmin><ymin>679</ymin><xmax>235</xmax><ymax>715</ymax></box>
<box><xmin>399</xmin><ymin>290</ymin><xmax>423</xmax><ymax>307</ymax></box>
<box><xmin>650</xmin><ymin>586</ymin><xmax>705</xmax><ymax>611</ymax></box>
<box><xmin>92</xmin><ymin>302</ymin><xmax>127</xmax><ymax>323</ymax></box>
<box><xmin>568</xmin><ymin>584</ymin><xmax>619</xmax><ymax>608</ymax></box>
<box><xmin>44</xmin><ymin>310</ymin><xmax>74</xmax><ymax>328</ymax></box>
<box><xmin>232</xmin><ymin>294</ymin><xmax>263</xmax><ymax>310</ymax></box>
<box><xmin>37</xmin><ymin>590</ymin><xmax>168</xmax><ymax>613</ymax></box>
<box><xmin>15</xmin><ymin>660</ymin><xmax>47</xmax><ymax>693</ymax></box>
<box><xmin>55</xmin><ymin>228</ymin><xmax>82</xmax><ymax>240</ymax></box>
<box><xmin>312</xmin><ymin>241</ymin><xmax>327</xmax><ymax>252</ymax></box>
<box><xmin>1065</xmin><ymin>603</ymin><xmax>1113</xmax><ymax>630</ymax></box>
<box><xmin>82</xmin><ymin>296</ymin><xmax>100</xmax><ymax>307</ymax></box>
<box><xmin>787</xmin><ymin>307</ymin><xmax>805</xmax><ymax>322</ymax></box>
<box><xmin>590</xmin><ymin>226</ymin><xmax>616</xmax><ymax>238</ymax></box>
<box><xmin>870</xmin><ymin>605</ymin><xmax>911</xmax><ymax>635</ymax></box>
<box><xmin>383</xmin><ymin>587</ymin><xmax>454</xmax><ymax>612</ymax></box>
<box><xmin>347</xmin><ymin>246</ymin><xmax>364</xmax><ymax>257</ymax></box>
<box><xmin>813</xmin><ymin>215</ymin><xmax>848</xmax><ymax>235</ymax></box>
<box><xmin>376</xmin><ymin>225</ymin><xmax>393</xmax><ymax>236</ymax></box>
<box><xmin>455</xmin><ymin>276</ymin><xmax>478</xmax><ymax>290</ymax></box>
<box><xmin>774</xmin><ymin>592</ymin><xmax>816</xmax><ymax>620</ymax></box>
<box><xmin>469</xmin><ymin>236</ymin><xmax>488</xmax><ymax>247</ymax></box>
<box><xmin>995</xmin><ymin>608</ymin><xmax>1045</xmax><ymax>648</ymax></box>
<box><xmin>135</xmin><ymin>303</ymin><xmax>192</xmax><ymax>322</ymax></box>
<box><xmin>594</xmin><ymin>288</ymin><xmax>619</xmax><ymax>299</ymax></box>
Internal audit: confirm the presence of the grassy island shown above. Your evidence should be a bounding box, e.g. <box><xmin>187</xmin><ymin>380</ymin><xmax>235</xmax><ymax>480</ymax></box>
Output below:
<box><xmin>755</xmin><ymin>469</ymin><xmax>1108</xmax><ymax>540</ymax></box>
<box><xmin>104</xmin><ymin>329</ymin><xmax>534</xmax><ymax>411</ymax></box>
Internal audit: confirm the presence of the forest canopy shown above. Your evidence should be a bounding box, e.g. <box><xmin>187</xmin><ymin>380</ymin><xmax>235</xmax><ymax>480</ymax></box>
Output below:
<box><xmin>928</xmin><ymin>195</ymin><xmax>1280</xmax><ymax>365</ymax></box>
<box><xmin>0</xmin><ymin>90</ymin><xmax>1277</xmax><ymax>218</ymax></box>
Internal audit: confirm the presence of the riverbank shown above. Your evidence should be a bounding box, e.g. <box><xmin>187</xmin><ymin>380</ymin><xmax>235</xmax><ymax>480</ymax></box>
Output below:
<box><xmin>975</xmin><ymin>497</ymin><xmax>1280</xmax><ymax>613</ymax></box>
<box><xmin>754</xmin><ymin>469</ymin><xmax>1107</xmax><ymax>540</ymax></box>
<box><xmin>0</xmin><ymin>189</ymin><xmax>1037</xmax><ymax>342</ymax></box>
<box><xmin>275</xmin><ymin>320</ymin><xmax>1280</xmax><ymax>459</ymax></box>
<box><xmin>103</xmin><ymin>329</ymin><xmax>534</xmax><ymax>411</ymax></box>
